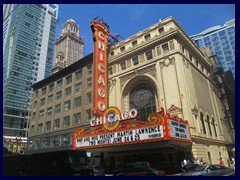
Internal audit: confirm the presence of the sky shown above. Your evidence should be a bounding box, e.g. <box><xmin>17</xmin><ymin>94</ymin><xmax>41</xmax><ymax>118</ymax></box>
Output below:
<box><xmin>55</xmin><ymin>4</ymin><xmax>235</xmax><ymax>56</ymax></box>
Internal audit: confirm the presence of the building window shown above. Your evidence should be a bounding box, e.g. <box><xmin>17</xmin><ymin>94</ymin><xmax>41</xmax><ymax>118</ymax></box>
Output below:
<box><xmin>146</xmin><ymin>50</ymin><xmax>153</xmax><ymax>60</ymax></box>
<box><xmin>32</xmin><ymin>112</ymin><xmax>36</xmax><ymax>121</ymax></box>
<box><xmin>41</xmin><ymin>87</ymin><xmax>46</xmax><ymax>96</ymax></box>
<box><xmin>87</xmin><ymin>78</ymin><xmax>92</xmax><ymax>87</ymax></box>
<box><xmin>212</xmin><ymin>118</ymin><xmax>217</xmax><ymax>137</ymax></box>
<box><xmin>64</xmin><ymin>100</ymin><xmax>71</xmax><ymax>111</ymax></box>
<box><xmin>54</xmin><ymin>119</ymin><xmax>60</xmax><ymax>130</ymax></box>
<box><xmin>40</xmin><ymin>98</ymin><xmax>45</xmax><ymax>106</ymax></box>
<box><xmin>35</xmin><ymin>91</ymin><xmax>38</xmax><ymax>98</ymax></box>
<box><xmin>56</xmin><ymin>91</ymin><xmax>62</xmax><ymax>100</ymax></box>
<box><xmin>207</xmin><ymin>115</ymin><xmax>212</xmax><ymax>136</ymax></box>
<box><xmin>49</xmin><ymin>83</ymin><xmax>54</xmax><ymax>93</ymax></box>
<box><xmin>87</xmin><ymin>65</ymin><xmax>92</xmax><ymax>75</ymax></box>
<box><xmin>63</xmin><ymin>116</ymin><xmax>70</xmax><ymax>128</ymax></box>
<box><xmin>38</xmin><ymin>123</ymin><xmax>43</xmax><ymax>134</ymax></box>
<box><xmin>46</xmin><ymin>121</ymin><xmax>51</xmax><ymax>132</ymax></box>
<box><xmin>47</xmin><ymin>95</ymin><xmax>53</xmax><ymax>103</ymax></box>
<box><xmin>54</xmin><ymin>104</ymin><xmax>61</xmax><ymax>114</ymax></box>
<box><xmin>66</xmin><ymin>75</ymin><xmax>72</xmax><ymax>85</ymax></box>
<box><xmin>73</xmin><ymin>113</ymin><xmax>81</xmax><ymax>125</ymax></box>
<box><xmin>109</xmin><ymin>66</ymin><xmax>113</xmax><ymax>75</ymax></box>
<box><xmin>39</xmin><ymin>110</ymin><xmax>44</xmax><ymax>120</ymax></box>
<box><xmin>86</xmin><ymin>109</ymin><xmax>91</xmax><ymax>123</ymax></box>
<box><xmin>132</xmin><ymin>56</ymin><xmax>139</xmax><ymax>65</ymax></box>
<box><xmin>189</xmin><ymin>54</ymin><xmax>192</xmax><ymax>61</ymax></box>
<box><xmin>158</xmin><ymin>27</ymin><xmax>164</xmax><ymax>34</ymax></box>
<box><xmin>200</xmin><ymin>112</ymin><xmax>206</xmax><ymax>134</ymax></box>
<box><xmin>74</xmin><ymin>96</ymin><xmax>81</xmax><ymax>108</ymax></box>
<box><xmin>47</xmin><ymin>107</ymin><xmax>52</xmax><ymax>117</ymax></box>
<box><xmin>144</xmin><ymin>34</ymin><xmax>151</xmax><ymax>41</ymax></box>
<box><xmin>162</xmin><ymin>43</ymin><xmax>169</xmax><ymax>54</ymax></box>
<box><xmin>75</xmin><ymin>70</ymin><xmax>82</xmax><ymax>80</ymax></box>
<box><xmin>120</xmin><ymin>46</ymin><xmax>125</xmax><ymax>52</ymax></box>
<box><xmin>130</xmin><ymin>83</ymin><xmax>156</xmax><ymax>122</ymax></box>
<box><xmin>182</xmin><ymin>45</ymin><xmax>185</xmax><ymax>53</ymax></box>
<box><xmin>86</xmin><ymin>92</ymin><xmax>91</xmax><ymax>104</ymax></box>
<box><xmin>75</xmin><ymin>82</ymin><xmax>82</xmax><ymax>92</ymax></box>
<box><xmin>120</xmin><ymin>61</ymin><xmax>126</xmax><ymax>70</ymax></box>
<box><xmin>65</xmin><ymin>87</ymin><xmax>71</xmax><ymax>96</ymax></box>
<box><xmin>196</xmin><ymin>60</ymin><xmax>199</xmax><ymax>67</ymax></box>
<box><xmin>57</xmin><ymin>80</ymin><xmax>62</xmax><ymax>90</ymax></box>
<box><xmin>31</xmin><ymin>125</ymin><xmax>34</xmax><ymax>135</ymax></box>
<box><xmin>33</xmin><ymin>101</ymin><xmax>37</xmax><ymax>109</ymax></box>
<box><xmin>110</xmin><ymin>51</ymin><xmax>114</xmax><ymax>56</ymax></box>
<box><xmin>132</xmin><ymin>40</ymin><xmax>137</xmax><ymax>47</ymax></box>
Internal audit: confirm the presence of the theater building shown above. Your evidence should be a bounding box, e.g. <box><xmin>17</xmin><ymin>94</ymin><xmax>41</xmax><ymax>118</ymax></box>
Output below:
<box><xmin>28</xmin><ymin>16</ymin><xmax>235</xmax><ymax>172</ymax></box>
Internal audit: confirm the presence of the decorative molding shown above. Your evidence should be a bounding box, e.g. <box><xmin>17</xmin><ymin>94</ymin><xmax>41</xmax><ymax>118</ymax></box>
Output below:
<box><xmin>119</xmin><ymin>65</ymin><xmax>156</xmax><ymax>89</ymax></box>
<box><xmin>167</xmin><ymin>104</ymin><xmax>182</xmax><ymax>115</ymax></box>
<box><xmin>192</xmin><ymin>105</ymin><xmax>199</xmax><ymax>115</ymax></box>
<box><xmin>160</xmin><ymin>56</ymin><xmax>175</xmax><ymax>68</ymax></box>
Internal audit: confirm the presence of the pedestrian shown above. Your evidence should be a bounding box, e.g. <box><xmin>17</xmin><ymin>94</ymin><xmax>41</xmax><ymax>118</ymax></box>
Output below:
<box><xmin>231</xmin><ymin>157</ymin><xmax>235</xmax><ymax>170</ymax></box>
<box><xmin>183</xmin><ymin>158</ymin><xmax>187</xmax><ymax>166</ymax></box>
<box><xmin>219</xmin><ymin>157</ymin><xmax>224</xmax><ymax>166</ymax></box>
<box><xmin>199</xmin><ymin>158</ymin><xmax>203</xmax><ymax>165</ymax></box>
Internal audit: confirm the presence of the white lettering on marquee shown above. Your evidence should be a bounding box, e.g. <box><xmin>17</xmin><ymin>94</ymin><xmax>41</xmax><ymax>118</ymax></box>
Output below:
<box><xmin>76</xmin><ymin>125</ymin><xmax>164</xmax><ymax>148</ymax></box>
<box><xmin>168</xmin><ymin>119</ymin><xmax>190</xmax><ymax>140</ymax></box>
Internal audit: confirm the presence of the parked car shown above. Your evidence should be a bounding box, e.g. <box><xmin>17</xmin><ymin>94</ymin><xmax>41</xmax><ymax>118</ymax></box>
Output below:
<box><xmin>113</xmin><ymin>162</ymin><xmax>165</xmax><ymax>176</ymax></box>
<box><xmin>182</xmin><ymin>163</ymin><xmax>199</xmax><ymax>172</ymax></box>
<box><xmin>89</xmin><ymin>165</ymin><xmax>105</xmax><ymax>176</ymax></box>
<box><xmin>181</xmin><ymin>164</ymin><xmax>235</xmax><ymax>176</ymax></box>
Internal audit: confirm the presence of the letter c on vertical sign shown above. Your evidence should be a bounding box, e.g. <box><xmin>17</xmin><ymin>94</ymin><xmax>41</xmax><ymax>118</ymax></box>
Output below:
<box><xmin>98</xmin><ymin>31</ymin><xmax>105</xmax><ymax>40</ymax></box>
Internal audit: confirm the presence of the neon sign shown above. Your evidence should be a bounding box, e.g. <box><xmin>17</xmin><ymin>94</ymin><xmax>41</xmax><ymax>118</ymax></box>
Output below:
<box><xmin>90</xmin><ymin>106</ymin><xmax>139</xmax><ymax>130</ymax></box>
<box><xmin>90</xmin><ymin>18</ymin><xmax>110</xmax><ymax>116</ymax></box>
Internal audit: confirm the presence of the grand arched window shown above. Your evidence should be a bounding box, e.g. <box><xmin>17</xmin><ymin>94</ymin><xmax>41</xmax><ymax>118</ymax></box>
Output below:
<box><xmin>200</xmin><ymin>112</ymin><xmax>206</xmax><ymax>134</ymax></box>
<box><xmin>212</xmin><ymin>118</ymin><xmax>217</xmax><ymax>137</ymax></box>
<box><xmin>206</xmin><ymin>115</ymin><xmax>212</xmax><ymax>136</ymax></box>
<box><xmin>130</xmin><ymin>83</ymin><xmax>156</xmax><ymax>122</ymax></box>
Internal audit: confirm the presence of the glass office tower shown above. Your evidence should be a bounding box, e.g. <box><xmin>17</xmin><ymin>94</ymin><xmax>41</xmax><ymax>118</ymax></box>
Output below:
<box><xmin>191</xmin><ymin>19</ymin><xmax>235</xmax><ymax>78</ymax></box>
<box><xmin>3</xmin><ymin>4</ymin><xmax>58</xmax><ymax>137</ymax></box>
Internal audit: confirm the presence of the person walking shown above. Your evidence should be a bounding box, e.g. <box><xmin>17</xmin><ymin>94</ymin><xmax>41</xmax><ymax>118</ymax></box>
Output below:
<box><xmin>219</xmin><ymin>157</ymin><xmax>224</xmax><ymax>166</ymax></box>
<box><xmin>231</xmin><ymin>158</ymin><xmax>235</xmax><ymax>170</ymax></box>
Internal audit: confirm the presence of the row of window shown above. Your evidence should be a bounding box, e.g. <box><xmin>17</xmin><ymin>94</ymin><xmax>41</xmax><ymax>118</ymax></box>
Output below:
<box><xmin>199</xmin><ymin>112</ymin><xmax>218</xmax><ymax>137</ymax></box>
<box><xmin>109</xmin><ymin>41</ymin><xmax>170</xmax><ymax>75</ymax></box>
<box><xmin>110</xmin><ymin>27</ymin><xmax>165</xmax><ymax>56</ymax></box>
<box><xmin>32</xmin><ymin>93</ymin><xmax>91</xmax><ymax>120</ymax></box>
<box><xmin>31</xmin><ymin>109</ymin><xmax>92</xmax><ymax>135</ymax></box>
<box><xmin>35</xmin><ymin>66</ymin><xmax>92</xmax><ymax>97</ymax></box>
<box><xmin>33</xmin><ymin>82</ymin><xmax>91</xmax><ymax>109</ymax></box>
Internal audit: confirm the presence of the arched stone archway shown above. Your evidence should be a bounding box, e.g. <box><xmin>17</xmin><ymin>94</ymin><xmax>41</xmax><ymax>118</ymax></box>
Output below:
<box><xmin>121</xmin><ymin>75</ymin><xmax>158</xmax><ymax>121</ymax></box>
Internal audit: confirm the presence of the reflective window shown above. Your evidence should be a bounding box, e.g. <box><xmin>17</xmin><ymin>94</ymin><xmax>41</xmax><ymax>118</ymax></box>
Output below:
<box><xmin>130</xmin><ymin>83</ymin><xmax>156</xmax><ymax>121</ymax></box>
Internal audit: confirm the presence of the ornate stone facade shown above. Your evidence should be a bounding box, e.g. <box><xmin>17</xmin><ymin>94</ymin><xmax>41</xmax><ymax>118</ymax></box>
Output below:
<box><xmin>108</xmin><ymin>16</ymin><xmax>234</xmax><ymax>165</ymax></box>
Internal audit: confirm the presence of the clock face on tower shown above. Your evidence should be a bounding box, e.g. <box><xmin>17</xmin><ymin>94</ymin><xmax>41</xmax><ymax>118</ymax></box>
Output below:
<box><xmin>133</xmin><ymin>89</ymin><xmax>152</xmax><ymax>107</ymax></box>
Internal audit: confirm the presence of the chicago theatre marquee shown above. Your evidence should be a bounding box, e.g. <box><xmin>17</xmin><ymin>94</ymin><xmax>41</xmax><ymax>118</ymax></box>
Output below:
<box><xmin>73</xmin><ymin>17</ymin><xmax>234</xmax><ymax>170</ymax></box>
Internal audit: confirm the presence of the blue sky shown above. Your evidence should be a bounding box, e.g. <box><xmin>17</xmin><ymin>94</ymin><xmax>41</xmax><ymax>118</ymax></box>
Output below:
<box><xmin>55</xmin><ymin>4</ymin><xmax>235</xmax><ymax>56</ymax></box>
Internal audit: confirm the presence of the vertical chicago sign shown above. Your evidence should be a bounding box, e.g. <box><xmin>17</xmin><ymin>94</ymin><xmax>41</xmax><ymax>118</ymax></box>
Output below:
<box><xmin>90</xmin><ymin>18</ymin><xmax>110</xmax><ymax>116</ymax></box>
